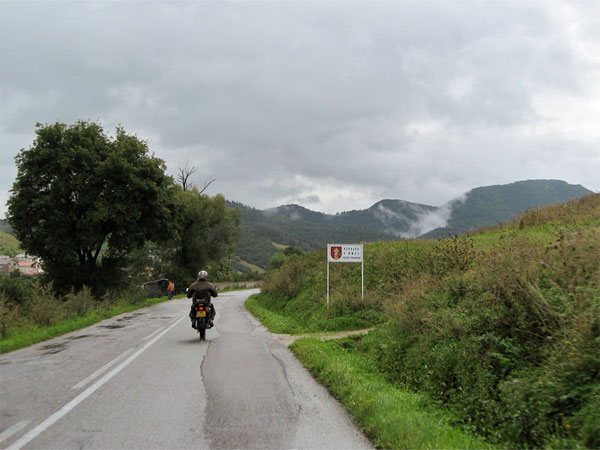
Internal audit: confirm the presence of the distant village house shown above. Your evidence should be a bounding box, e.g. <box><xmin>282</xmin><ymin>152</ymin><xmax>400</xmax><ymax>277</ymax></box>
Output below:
<box><xmin>0</xmin><ymin>254</ymin><xmax>42</xmax><ymax>275</ymax></box>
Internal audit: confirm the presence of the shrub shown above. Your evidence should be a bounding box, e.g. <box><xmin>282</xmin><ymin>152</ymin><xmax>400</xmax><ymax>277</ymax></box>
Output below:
<box><xmin>0</xmin><ymin>294</ymin><xmax>23</xmax><ymax>337</ymax></box>
<box><xmin>23</xmin><ymin>280</ymin><xmax>64</xmax><ymax>327</ymax></box>
<box><xmin>263</xmin><ymin>257</ymin><xmax>305</xmax><ymax>299</ymax></box>
<box><xmin>363</xmin><ymin>225</ymin><xmax>600</xmax><ymax>447</ymax></box>
<box><xmin>0</xmin><ymin>272</ymin><xmax>36</xmax><ymax>306</ymax></box>
<box><xmin>254</xmin><ymin>195</ymin><xmax>600</xmax><ymax>448</ymax></box>
<box><xmin>63</xmin><ymin>287</ymin><xmax>97</xmax><ymax>318</ymax></box>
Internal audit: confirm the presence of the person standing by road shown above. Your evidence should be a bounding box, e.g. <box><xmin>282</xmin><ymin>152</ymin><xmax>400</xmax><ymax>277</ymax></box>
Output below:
<box><xmin>167</xmin><ymin>280</ymin><xmax>174</xmax><ymax>300</ymax></box>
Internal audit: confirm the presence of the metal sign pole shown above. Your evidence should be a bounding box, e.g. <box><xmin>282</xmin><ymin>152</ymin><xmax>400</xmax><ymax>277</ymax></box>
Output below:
<box><xmin>361</xmin><ymin>258</ymin><xmax>364</xmax><ymax>300</ymax></box>
<box><xmin>327</xmin><ymin>259</ymin><xmax>330</xmax><ymax>310</ymax></box>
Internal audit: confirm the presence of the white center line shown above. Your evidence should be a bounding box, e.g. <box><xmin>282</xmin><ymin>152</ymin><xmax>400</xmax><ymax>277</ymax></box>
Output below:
<box><xmin>0</xmin><ymin>421</ymin><xmax>30</xmax><ymax>446</ymax></box>
<box><xmin>143</xmin><ymin>327</ymin><xmax>165</xmax><ymax>341</ymax></box>
<box><xmin>71</xmin><ymin>347</ymin><xmax>135</xmax><ymax>390</ymax></box>
<box><xmin>6</xmin><ymin>315</ymin><xmax>186</xmax><ymax>450</ymax></box>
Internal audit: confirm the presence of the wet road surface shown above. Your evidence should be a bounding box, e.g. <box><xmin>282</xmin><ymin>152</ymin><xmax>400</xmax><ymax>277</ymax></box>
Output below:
<box><xmin>0</xmin><ymin>289</ymin><xmax>372</xmax><ymax>449</ymax></box>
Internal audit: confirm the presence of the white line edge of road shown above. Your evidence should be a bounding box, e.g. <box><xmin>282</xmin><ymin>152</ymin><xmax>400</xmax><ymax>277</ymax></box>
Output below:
<box><xmin>0</xmin><ymin>421</ymin><xmax>31</xmax><ymax>446</ymax></box>
<box><xmin>71</xmin><ymin>347</ymin><xmax>136</xmax><ymax>390</ymax></box>
<box><xmin>6</xmin><ymin>315</ymin><xmax>186</xmax><ymax>450</ymax></box>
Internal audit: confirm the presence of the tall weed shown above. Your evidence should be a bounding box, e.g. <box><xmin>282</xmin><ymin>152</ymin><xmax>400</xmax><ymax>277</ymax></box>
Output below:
<box><xmin>63</xmin><ymin>287</ymin><xmax>98</xmax><ymax>317</ymax></box>
<box><xmin>258</xmin><ymin>194</ymin><xmax>600</xmax><ymax>447</ymax></box>
<box><xmin>263</xmin><ymin>256</ymin><xmax>305</xmax><ymax>299</ymax></box>
<box><xmin>0</xmin><ymin>294</ymin><xmax>23</xmax><ymax>337</ymax></box>
<box><xmin>365</xmin><ymin>226</ymin><xmax>599</xmax><ymax>447</ymax></box>
<box><xmin>23</xmin><ymin>280</ymin><xmax>64</xmax><ymax>327</ymax></box>
<box><xmin>0</xmin><ymin>278</ymin><xmax>158</xmax><ymax>345</ymax></box>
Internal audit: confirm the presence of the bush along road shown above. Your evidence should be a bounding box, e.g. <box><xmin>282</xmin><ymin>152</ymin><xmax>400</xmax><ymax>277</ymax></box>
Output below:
<box><xmin>246</xmin><ymin>195</ymin><xmax>600</xmax><ymax>449</ymax></box>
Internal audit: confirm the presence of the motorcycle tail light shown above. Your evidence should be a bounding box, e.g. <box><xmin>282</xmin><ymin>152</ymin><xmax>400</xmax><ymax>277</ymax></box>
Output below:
<box><xmin>199</xmin><ymin>306</ymin><xmax>204</xmax><ymax>310</ymax></box>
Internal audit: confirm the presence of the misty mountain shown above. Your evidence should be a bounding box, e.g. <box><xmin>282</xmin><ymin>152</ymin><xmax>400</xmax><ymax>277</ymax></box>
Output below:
<box><xmin>230</xmin><ymin>180</ymin><xmax>593</xmax><ymax>271</ymax></box>
<box><xmin>329</xmin><ymin>200</ymin><xmax>438</xmax><ymax>237</ymax></box>
<box><xmin>228</xmin><ymin>202</ymin><xmax>398</xmax><ymax>270</ymax></box>
<box><xmin>420</xmin><ymin>180</ymin><xmax>593</xmax><ymax>238</ymax></box>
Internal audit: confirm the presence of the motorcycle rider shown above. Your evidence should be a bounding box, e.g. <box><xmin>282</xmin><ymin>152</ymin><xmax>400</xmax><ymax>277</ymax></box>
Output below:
<box><xmin>187</xmin><ymin>270</ymin><xmax>218</xmax><ymax>329</ymax></box>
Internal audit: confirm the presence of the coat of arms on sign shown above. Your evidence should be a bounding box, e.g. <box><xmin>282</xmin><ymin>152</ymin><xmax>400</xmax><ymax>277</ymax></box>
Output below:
<box><xmin>330</xmin><ymin>246</ymin><xmax>342</xmax><ymax>260</ymax></box>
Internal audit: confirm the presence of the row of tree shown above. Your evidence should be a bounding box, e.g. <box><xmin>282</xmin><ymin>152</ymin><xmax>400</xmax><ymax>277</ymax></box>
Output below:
<box><xmin>7</xmin><ymin>121</ymin><xmax>241</xmax><ymax>296</ymax></box>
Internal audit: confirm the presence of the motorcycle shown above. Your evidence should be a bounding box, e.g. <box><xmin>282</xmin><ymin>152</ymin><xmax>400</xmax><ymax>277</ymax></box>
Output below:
<box><xmin>192</xmin><ymin>299</ymin><xmax>213</xmax><ymax>341</ymax></box>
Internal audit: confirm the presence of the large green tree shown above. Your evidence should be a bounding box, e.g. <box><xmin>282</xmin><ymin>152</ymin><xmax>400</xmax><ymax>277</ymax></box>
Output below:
<box><xmin>7</xmin><ymin>121</ymin><xmax>177</xmax><ymax>295</ymax></box>
<box><xmin>168</xmin><ymin>187</ymin><xmax>241</xmax><ymax>282</ymax></box>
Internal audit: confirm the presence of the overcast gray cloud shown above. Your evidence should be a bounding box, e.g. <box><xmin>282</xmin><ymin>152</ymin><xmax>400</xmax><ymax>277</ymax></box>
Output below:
<box><xmin>1</xmin><ymin>0</ymin><xmax>599</xmax><ymax>218</ymax></box>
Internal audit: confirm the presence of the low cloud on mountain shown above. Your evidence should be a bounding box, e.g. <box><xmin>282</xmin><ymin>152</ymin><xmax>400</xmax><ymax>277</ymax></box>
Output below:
<box><xmin>404</xmin><ymin>196</ymin><xmax>467</xmax><ymax>238</ymax></box>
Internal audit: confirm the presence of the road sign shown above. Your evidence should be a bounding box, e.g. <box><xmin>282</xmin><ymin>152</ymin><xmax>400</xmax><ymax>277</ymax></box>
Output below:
<box><xmin>327</xmin><ymin>244</ymin><xmax>363</xmax><ymax>262</ymax></box>
<box><xmin>326</xmin><ymin>244</ymin><xmax>364</xmax><ymax>309</ymax></box>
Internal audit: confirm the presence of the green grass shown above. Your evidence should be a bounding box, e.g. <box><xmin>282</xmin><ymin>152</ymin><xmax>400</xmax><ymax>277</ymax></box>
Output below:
<box><xmin>245</xmin><ymin>294</ymin><xmax>305</xmax><ymax>334</ymax></box>
<box><xmin>253</xmin><ymin>194</ymin><xmax>600</xmax><ymax>448</ymax></box>
<box><xmin>236</xmin><ymin>259</ymin><xmax>266</xmax><ymax>274</ymax></box>
<box><xmin>247</xmin><ymin>290</ymin><xmax>386</xmax><ymax>333</ymax></box>
<box><xmin>245</xmin><ymin>295</ymin><xmax>493</xmax><ymax>449</ymax></box>
<box><xmin>290</xmin><ymin>337</ymin><xmax>493</xmax><ymax>449</ymax></box>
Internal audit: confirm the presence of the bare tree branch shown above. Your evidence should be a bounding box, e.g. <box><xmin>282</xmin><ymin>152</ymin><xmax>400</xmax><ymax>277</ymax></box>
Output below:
<box><xmin>199</xmin><ymin>177</ymin><xmax>216</xmax><ymax>194</ymax></box>
<box><xmin>177</xmin><ymin>161</ymin><xmax>216</xmax><ymax>194</ymax></box>
<box><xmin>177</xmin><ymin>161</ymin><xmax>197</xmax><ymax>191</ymax></box>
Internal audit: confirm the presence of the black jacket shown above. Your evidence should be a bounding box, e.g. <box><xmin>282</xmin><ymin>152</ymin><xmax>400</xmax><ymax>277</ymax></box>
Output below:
<box><xmin>187</xmin><ymin>280</ymin><xmax>218</xmax><ymax>302</ymax></box>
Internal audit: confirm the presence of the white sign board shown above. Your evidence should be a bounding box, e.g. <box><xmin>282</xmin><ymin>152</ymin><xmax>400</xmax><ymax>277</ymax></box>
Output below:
<box><xmin>327</xmin><ymin>244</ymin><xmax>363</xmax><ymax>262</ymax></box>
<box><xmin>326</xmin><ymin>244</ymin><xmax>364</xmax><ymax>309</ymax></box>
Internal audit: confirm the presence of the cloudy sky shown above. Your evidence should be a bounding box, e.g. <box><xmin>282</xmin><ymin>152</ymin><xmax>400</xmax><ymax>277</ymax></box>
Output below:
<box><xmin>1</xmin><ymin>0</ymin><xmax>599</xmax><ymax>219</ymax></box>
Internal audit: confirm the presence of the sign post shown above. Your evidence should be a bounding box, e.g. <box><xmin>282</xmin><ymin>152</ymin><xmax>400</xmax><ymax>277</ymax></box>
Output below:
<box><xmin>327</xmin><ymin>244</ymin><xmax>364</xmax><ymax>310</ymax></box>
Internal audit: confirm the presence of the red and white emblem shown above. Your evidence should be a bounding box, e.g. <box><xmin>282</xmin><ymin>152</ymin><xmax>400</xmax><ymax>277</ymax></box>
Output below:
<box><xmin>330</xmin><ymin>246</ymin><xmax>342</xmax><ymax>260</ymax></box>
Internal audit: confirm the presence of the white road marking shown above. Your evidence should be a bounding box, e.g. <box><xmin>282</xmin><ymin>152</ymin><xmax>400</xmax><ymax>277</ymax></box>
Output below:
<box><xmin>71</xmin><ymin>347</ymin><xmax>135</xmax><ymax>389</ymax></box>
<box><xmin>142</xmin><ymin>327</ymin><xmax>165</xmax><ymax>341</ymax></box>
<box><xmin>170</xmin><ymin>315</ymin><xmax>183</xmax><ymax>326</ymax></box>
<box><xmin>0</xmin><ymin>421</ymin><xmax>30</xmax><ymax>445</ymax></box>
<box><xmin>6</xmin><ymin>315</ymin><xmax>186</xmax><ymax>450</ymax></box>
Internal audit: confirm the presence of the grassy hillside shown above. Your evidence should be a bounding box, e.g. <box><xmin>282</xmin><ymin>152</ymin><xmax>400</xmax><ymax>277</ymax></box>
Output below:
<box><xmin>423</xmin><ymin>179</ymin><xmax>593</xmax><ymax>238</ymax></box>
<box><xmin>228</xmin><ymin>201</ymin><xmax>397</xmax><ymax>271</ymax></box>
<box><xmin>248</xmin><ymin>194</ymin><xmax>600</xmax><ymax>448</ymax></box>
<box><xmin>0</xmin><ymin>231</ymin><xmax>22</xmax><ymax>256</ymax></box>
<box><xmin>231</xmin><ymin>257</ymin><xmax>265</xmax><ymax>274</ymax></box>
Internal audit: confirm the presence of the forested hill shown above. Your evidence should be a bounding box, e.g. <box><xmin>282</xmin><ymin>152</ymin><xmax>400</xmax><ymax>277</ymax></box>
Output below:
<box><xmin>227</xmin><ymin>201</ymin><xmax>398</xmax><ymax>271</ymax></box>
<box><xmin>421</xmin><ymin>179</ymin><xmax>593</xmax><ymax>238</ymax></box>
<box><xmin>229</xmin><ymin>180</ymin><xmax>593</xmax><ymax>271</ymax></box>
<box><xmin>0</xmin><ymin>219</ymin><xmax>14</xmax><ymax>235</ymax></box>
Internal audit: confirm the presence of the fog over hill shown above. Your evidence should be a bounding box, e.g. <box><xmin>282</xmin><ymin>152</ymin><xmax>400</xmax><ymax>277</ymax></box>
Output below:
<box><xmin>2</xmin><ymin>180</ymin><xmax>593</xmax><ymax>272</ymax></box>
<box><xmin>421</xmin><ymin>179</ymin><xmax>593</xmax><ymax>238</ymax></box>
<box><xmin>230</xmin><ymin>180</ymin><xmax>593</xmax><ymax>271</ymax></box>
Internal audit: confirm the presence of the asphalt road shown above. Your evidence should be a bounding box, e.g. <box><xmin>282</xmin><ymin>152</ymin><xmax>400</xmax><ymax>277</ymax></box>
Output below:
<box><xmin>0</xmin><ymin>289</ymin><xmax>372</xmax><ymax>449</ymax></box>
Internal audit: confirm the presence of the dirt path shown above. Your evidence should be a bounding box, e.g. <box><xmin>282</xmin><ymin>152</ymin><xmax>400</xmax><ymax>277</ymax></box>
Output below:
<box><xmin>274</xmin><ymin>328</ymin><xmax>373</xmax><ymax>347</ymax></box>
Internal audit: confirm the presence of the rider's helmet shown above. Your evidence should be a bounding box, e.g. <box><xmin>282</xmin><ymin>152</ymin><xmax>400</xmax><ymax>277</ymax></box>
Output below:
<box><xmin>198</xmin><ymin>270</ymin><xmax>208</xmax><ymax>280</ymax></box>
